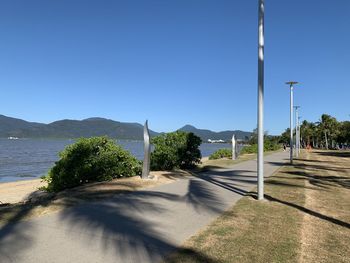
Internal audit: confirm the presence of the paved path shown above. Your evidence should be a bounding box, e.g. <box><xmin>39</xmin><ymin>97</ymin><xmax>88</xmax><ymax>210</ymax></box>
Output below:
<box><xmin>0</xmin><ymin>151</ymin><xmax>288</xmax><ymax>263</ymax></box>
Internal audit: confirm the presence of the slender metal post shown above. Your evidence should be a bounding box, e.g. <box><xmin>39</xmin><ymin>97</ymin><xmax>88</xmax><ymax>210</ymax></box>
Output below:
<box><xmin>294</xmin><ymin>106</ymin><xmax>300</xmax><ymax>157</ymax></box>
<box><xmin>257</xmin><ymin>0</ymin><xmax>264</xmax><ymax>200</ymax></box>
<box><xmin>297</xmin><ymin>114</ymin><xmax>299</xmax><ymax>156</ymax></box>
<box><xmin>290</xmin><ymin>86</ymin><xmax>293</xmax><ymax>163</ymax></box>
<box><xmin>298</xmin><ymin>116</ymin><xmax>302</xmax><ymax>154</ymax></box>
<box><xmin>286</xmin><ymin>82</ymin><xmax>298</xmax><ymax>164</ymax></box>
<box><xmin>296</xmin><ymin>110</ymin><xmax>299</xmax><ymax>157</ymax></box>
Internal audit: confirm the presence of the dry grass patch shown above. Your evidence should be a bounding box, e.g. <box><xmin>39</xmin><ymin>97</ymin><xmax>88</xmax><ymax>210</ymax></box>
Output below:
<box><xmin>297</xmin><ymin>151</ymin><xmax>350</xmax><ymax>263</ymax></box>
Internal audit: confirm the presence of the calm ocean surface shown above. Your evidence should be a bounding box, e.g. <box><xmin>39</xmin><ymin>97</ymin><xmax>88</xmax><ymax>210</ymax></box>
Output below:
<box><xmin>0</xmin><ymin>138</ymin><xmax>231</xmax><ymax>183</ymax></box>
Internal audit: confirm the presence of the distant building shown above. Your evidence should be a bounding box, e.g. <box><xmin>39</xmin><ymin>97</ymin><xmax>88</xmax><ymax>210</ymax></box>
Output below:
<box><xmin>207</xmin><ymin>139</ymin><xmax>225</xmax><ymax>143</ymax></box>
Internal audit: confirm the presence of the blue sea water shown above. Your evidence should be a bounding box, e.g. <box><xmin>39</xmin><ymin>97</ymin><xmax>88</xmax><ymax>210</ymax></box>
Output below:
<box><xmin>0</xmin><ymin>138</ymin><xmax>231</xmax><ymax>183</ymax></box>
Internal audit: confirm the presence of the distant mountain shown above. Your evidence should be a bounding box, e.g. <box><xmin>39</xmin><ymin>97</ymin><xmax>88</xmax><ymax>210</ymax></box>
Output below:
<box><xmin>179</xmin><ymin>125</ymin><xmax>251</xmax><ymax>142</ymax></box>
<box><xmin>0</xmin><ymin>115</ymin><xmax>159</xmax><ymax>140</ymax></box>
<box><xmin>0</xmin><ymin>115</ymin><xmax>252</xmax><ymax>141</ymax></box>
<box><xmin>0</xmin><ymin>115</ymin><xmax>46</xmax><ymax>137</ymax></box>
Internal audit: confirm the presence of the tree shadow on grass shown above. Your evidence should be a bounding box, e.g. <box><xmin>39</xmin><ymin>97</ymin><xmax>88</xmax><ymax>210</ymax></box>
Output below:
<box><xmin>283</xmin><ymin>169</ymin><xmax>350</xmax><ymax>190</ymax></box>
<box><xmin>245</xmin><ymin>191</ymin><xmax>350</xmax><ymax>229</ymax></box>
<box><xmin>268</xmin><ymin>155</ymin><xmax>350</xmax><ymax>190</ymax></box>
<box><xmin>314</xmin><ymin>151</ymin><xmax>350</xmax><ymax>158</ymax></box>
<box><xmin>165</xmin><ymin>248</ymin><xmax>220</xmax><ymax>263</ymax></box>
<box><xmin>265</xmin><ymin>179</ymin><xmax>323</xmax><ymax>191</ymax></box>
<box><xmin>264</xmin><ymin>194</ymin><xmax>350</xmax><ymax>229</ymax></box>
<box><xmin>294</xmin><ymin>162</ymin><xmax>350</xmax><ymax>173</ymax></box>
<box><xmin>296</xmin><ymin>158</ymin><xmax>330</xmax><ymax>163</ymax></box>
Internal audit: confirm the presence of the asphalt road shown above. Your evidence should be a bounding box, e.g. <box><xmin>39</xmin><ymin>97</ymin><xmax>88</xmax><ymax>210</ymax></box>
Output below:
<box><xmin>0</xmin><ymin>151</ymin><xmax>288</xmax><ymax>263</ymax></box>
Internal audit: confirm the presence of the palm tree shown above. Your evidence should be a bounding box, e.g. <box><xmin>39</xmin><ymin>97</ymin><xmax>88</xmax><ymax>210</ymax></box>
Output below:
<box><xmin>300</xmin><ymin>120</ymin><xmax>312</xmax><ymax>147</ymax></box>
<box><xmin>318</xmin><ymin>114</ymin><xmax>339</xmax><ymax>149</ymax></box>
<box><xmin>279</xmin><ymin>128</ymin><xmax>290</xmax><ymax>145</ymax></box>
<box><xmin>337</xmin><ymin>121</ymin><xmax>350</xmax><ymax>145</ymax></box>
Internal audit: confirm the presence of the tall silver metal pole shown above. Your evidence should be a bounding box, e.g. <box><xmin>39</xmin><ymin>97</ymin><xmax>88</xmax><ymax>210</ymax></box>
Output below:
<box><xmin>290</xmin><ymin>85</ymin><xmax>293</xmax><ymax>163</ymax></box>
<box><xmin>298</xmin><ymin>116</ymin><xmax>301</xmax><ymax>154</ymax></box>
<box><xmin>286</xmin><ymin>82</ymin><xmax>298</xmax><ymax>164</ymax></box>
<box><xmin>257</xmin><ymin>0</ymin><xmax>264</xmax><ymax>200</ymax></box>
<box><xmin>296</xmin><ymin>109</ymin><xmax>299</xmax><ymax>157</ymax></box>
<box><xmin>294</xmin><ymin>106</ymin><xmax>299</xmax><ymax>157</ymax></box>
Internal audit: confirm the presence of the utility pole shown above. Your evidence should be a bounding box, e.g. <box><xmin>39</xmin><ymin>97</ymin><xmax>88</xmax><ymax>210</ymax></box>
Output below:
<box><xmin>257</xmin><ymin>0</ymin><xmax>265</xmax><ymax>200</ymax></box>
<box><xmin>286</xmin><ymin>82</ymin><xmax>298</xmax><ymax>164</ymax></box>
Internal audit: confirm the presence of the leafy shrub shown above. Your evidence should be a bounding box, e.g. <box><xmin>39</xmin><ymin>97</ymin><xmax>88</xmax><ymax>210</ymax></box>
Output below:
<box><xmin>264</xmin><ymin>140</ymin><xmax>280</xmax><ymax>152</ymax></box>
<box><xmin>151</xmin><ymin>131</ymin><xmax>202</xmax><ymax>170</ymax></box>
<box><xmin>240</xmin><ymin>141</ymin><xmax>280</xmax><ymax>154</ymax></box>
<box><xmin>43</xmin><ymin>137</ymin><xmax>141</xmax><ymax>192</ymax></box>
<box><xmin>209</xmin><ymin>148</ymin><xmax>232</xmax><ymax>160</ymax></box>
<box><xmin>240</xmin><ymin>144</ymin><xmax>258</xmax><ymax>154</ymax></box>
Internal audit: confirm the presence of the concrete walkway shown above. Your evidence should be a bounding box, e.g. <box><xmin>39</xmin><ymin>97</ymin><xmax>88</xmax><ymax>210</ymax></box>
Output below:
<box><xmin>0</xmin><ymin>151</ymin><xmax>288</xmax><ymax>263</ymax></box>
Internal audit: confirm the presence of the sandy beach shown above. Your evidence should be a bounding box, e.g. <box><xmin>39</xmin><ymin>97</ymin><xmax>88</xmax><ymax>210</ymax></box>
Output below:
<box><xmin>0</xmin><ymin>179</ymin><xmax>46</xmax><ymax>204</ymax></box>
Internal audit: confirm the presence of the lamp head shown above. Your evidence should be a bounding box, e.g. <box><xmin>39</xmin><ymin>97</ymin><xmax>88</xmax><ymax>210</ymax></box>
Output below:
<box><xmin>286</xmin><ymin>81</ymin><xmax>299</xmax><ymax>86</ymax></box>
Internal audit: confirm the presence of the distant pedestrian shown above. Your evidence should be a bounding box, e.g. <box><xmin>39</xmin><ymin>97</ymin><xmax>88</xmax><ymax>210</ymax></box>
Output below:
<box><xmin>306</xmin><ymin>143</ymin><xmax>312</xmax><ymax>151</ymax></box>
<box><xmin>283</xmin><ymin>144</ymin><xmax>286</xmax><ymax>151</ymax></box>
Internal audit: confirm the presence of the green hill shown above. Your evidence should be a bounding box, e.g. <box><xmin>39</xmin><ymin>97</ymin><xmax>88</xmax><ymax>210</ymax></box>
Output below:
<box><xmin>179</xmin><ymin>125</ymin><xmax>251</xmax><ymax>142</ymax></box>
<box><xmin>0</xmin><ymin>115</ymin><xmax>158</xmax><ymax>140</ymax></box>
<box><xmin>0</xmin><ymin>115</ymin><xmax>252</xmax><ymax>141</ymax></box>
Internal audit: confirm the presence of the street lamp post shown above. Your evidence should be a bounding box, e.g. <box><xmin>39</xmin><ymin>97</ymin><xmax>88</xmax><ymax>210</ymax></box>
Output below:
<box><xmin>294</xmin><ymin>106</ymin><xmax>300</xmax><ymax>157</ymax></box>
<box><xmin>286</xmin><ymin>81</ymin><xmax>298</xmax><ymax>164</ymax></box>
<box><xmin>298</xmin><ymin>116</ymin><xmax>302</xmax><ymax>154</ymax></box>
<box><xmin>257</xmin><ymin>0</ymin><xmax>265</xmax><ymax>200</ymax></box>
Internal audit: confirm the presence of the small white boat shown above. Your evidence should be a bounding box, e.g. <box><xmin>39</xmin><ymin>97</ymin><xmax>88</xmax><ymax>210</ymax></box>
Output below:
<box><xmin>7</xmin><ymin>136</ymin><xmax>19</xmax><ymax>140</ymax></box>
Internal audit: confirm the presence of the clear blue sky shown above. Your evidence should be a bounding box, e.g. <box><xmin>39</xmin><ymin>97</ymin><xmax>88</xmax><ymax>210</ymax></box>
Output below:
<box><xmin>0</xmin><ymin>1</ymin><xmax>349</xmax><ymax>134</ymax></box>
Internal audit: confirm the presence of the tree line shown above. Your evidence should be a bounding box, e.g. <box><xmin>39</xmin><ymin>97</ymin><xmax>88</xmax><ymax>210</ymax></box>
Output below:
<box><xmin>280</xmin><ymin>114</ymin><xmax>350</xmax><ymax>149</ymax></box>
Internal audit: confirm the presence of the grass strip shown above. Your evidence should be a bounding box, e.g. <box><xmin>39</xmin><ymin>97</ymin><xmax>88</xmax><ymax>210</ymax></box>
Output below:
<box><xmin>166</xmin><ymin>150</ymin><xmax>350</xmax><ymax>263</ymax></box>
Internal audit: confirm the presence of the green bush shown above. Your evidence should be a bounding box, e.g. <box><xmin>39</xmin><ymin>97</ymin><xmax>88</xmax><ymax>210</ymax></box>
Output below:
<box><xmin>240</xmin><ymin>144</ymin><xmax>258</xmax><ymax>154</ymax></box>
<box><xmin>240</xmin><ymin>142</ymin><xmax>280</xmax><ymax>154</ymax></box>
<box><xmin>264</xmin><ymin>140</ymin><xmax>281</xmax><ymax>151</ymax></box>
<box><xmin>151</xmin><ymin>131</ymin><xmax>202</xmax><ymax>170</ymax></box>
<box><xmin>209</xmin><ymin>148</ymin><xmax>232</xmax><ymax>160</ymax></box>
<box><xmin>43</xmin><ymin>136</ymin><xmax>141</xmax><ymax>192</ymax></box>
